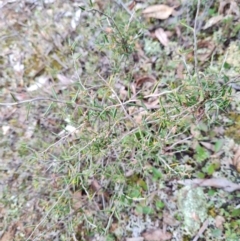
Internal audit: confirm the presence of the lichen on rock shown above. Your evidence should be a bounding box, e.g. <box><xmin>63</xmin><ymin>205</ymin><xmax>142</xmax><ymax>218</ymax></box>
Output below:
<box><xmin>177</xmin><ymin>186</ymin><xmax>208</xmax><ymax>235</ymax></box>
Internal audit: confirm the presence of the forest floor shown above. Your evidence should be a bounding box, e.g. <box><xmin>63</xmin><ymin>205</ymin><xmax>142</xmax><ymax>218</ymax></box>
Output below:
<box><xmin>1</xmin><ymin>0</ymin><xmax>240</xmax><ymax>240</ymax></box>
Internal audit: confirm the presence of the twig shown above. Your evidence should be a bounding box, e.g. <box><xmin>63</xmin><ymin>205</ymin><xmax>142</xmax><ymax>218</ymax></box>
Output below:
<box><xmin>0</xmin><ymin>97</ymin><xmax>67</xmax><ymax>106</ymax></box>
<box><xmin>114</xmin><ymin>0</ymin><xmax>134</xmax><ymax>16</ymax></box>
<box><xmin>0</xmin><ymin>97</ymin><xmax>101</xmax><ymax>111</ymax></box>
<box><xmin>143</xmin><ymin>87</ymin><xmax>180</xmax><ymax>98</ymax></box>
<box><xmin>158</xmin><ymin>155</ymin><xmax>178</xmax><ymax>174</ymax></box>
<box><xmin>196</xmin><ymin>0</ymin><xmax>214</xmax><ymax>31</ymax></box>
<box><xmin>192</xmin><ymin>218</ymin><xmax>209</xmax><ymax>241</ymax></box>
<box><xmin>163</xmin><ymin>136</ymin><xmax>192</xmax><ymax>152</ymax></box>
<box><xmin>193</xmin><ymin>0</ymin><xmax>201</xmax><ymax>87</ymax></box>
<box><xmin>104</xmin><ymin>207</ymin><xmax>116</xmax><ymax>234</ymax></box>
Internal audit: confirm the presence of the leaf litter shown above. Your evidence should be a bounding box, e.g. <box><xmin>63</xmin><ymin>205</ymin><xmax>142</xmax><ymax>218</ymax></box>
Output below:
<box><xmin>142</xmin><ymin>5</ymin><xmax>175</xmax><ymax>20</ymax></box>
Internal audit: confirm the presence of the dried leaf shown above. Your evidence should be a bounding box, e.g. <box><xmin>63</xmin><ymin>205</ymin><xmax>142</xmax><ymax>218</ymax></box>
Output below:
<box><xmin>105</xmin><ymin>27</ymin><xmax>113</xmax><ymax>33</ymax></box>
<box><xmin>142</xmin><ymin>5</ymin><xmax>174</xmax><ymax>20</ymax></box>
<box><xmin>197</xmin><ymin>40</ymin><xmax>216</xmax><ymax>62</ymax></box>
<box><xmin>0</xmin><ymin>223</ymin><xmax>18</xmax><ymax>241</ymax></box>
<box><xmin>71</xmin><ymin>9</ymin><xmax>82</xmax><ymax>30</ymax></box>
<box><xmin>218</xmin><ymin>0</ymin><xmax>240</xmax><ymax>16</ymax></box>
<box><xmin>91</xmin><ymin>179</ymin><xmax>102</xmax><ymax>192</ymax></box>
<box><xmin>155</xmin><ymin>28</ymin><xmax>169</xmax><ymax>46</ymax></box>
<box><xmin>218</xmin><ymin>0</ymin><xmax>231</xmax><ymax>14</ymax></box>
<box><xmin>90</xmin><ymin>179</ymin><xmax>110</xmax><ymax>202</ymax></box>
<box><xmin>163</xmin><ymin>211</ymin><xmax>180</xmax><ymax>226</ymax></box>
<box><xmin>228</xmin><ymin>1</ymin><xmax>240</xmax><ymax>16</ymax></box>
<box><xmin>57</xmin><ymin>74</ymin><xmax>73</xmax><ymax>86</ymax></box>
<box><xmin>72</xmin><ymin>191</ymin><xmax>83</xmax><ymax>210</ymax></box>
<box><xmin>199</xmin><ymin>141</ymin><xmax>214</xmax><ymax>152</ymax></box>
<box><xmin>176</xmin><ymin>63</ymin><xmax>184</xmax><ymax>79</ymax></box>
<box><xmin>134</xmin><ymin>109</ymin><xmax>148</xmax><ymax>124</ymax></box>
<box><xmin>215</xmin><ymin>215</ymin><xmax>225</xmax><ymax>229</ymax></box>
<box><xmin>119</xmin><ymin>86</ymin><xmax>128</xmax><ymax>101</ymax></box>
<box><xmin>135</xmin><ymin>76</ymin><xmax>156</xmax><ymax>88</ymax></box>
<box><xmin>142</xmin><ymin>228</ymin><xmax>172</xmax><ymax>241</ymax></box>
<box><xmin>202</xmin><ymin>15</ymin><xmax>224</xmax><ymax>30</ymax></box>
<box><xmin>128</xmin><ymin>1</ymin><xmax>136</xmax><ymax>11</ymax></box>
<box><xmin>96</xmin><ymin>0</ymin><xmax>106</xmax><ymax>10</ymax></box>
<box><xmin>178</xmin><ymin>178</ymin><xmax>240</xmax><ymax>192</ymax></box>
<box><xmin>143</xmin><ymin>98</ymin><xmax>159</xmax><ymax>109</ymax></box>
<box><xmin>175</xmin><ymin>25</ymin><xmax>182</xmax><ymax>38</ymax></box>
<box><xmin>131</xmin><ymin>82</ymin><xmax>137</xmax><ymax>95</ymax></box>
<box><xmin>233</xmin><ymin>145</ymin><xmax>240</xmax><ymax>172</ymax></box>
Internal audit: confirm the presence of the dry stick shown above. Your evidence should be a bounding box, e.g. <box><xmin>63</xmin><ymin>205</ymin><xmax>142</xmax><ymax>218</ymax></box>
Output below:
<box><xmin>163</xmin><ymin>136</ymin><xmax>192</xmax><ymax>152</ymax></box>
<box><xmin>0</xmin><ymin>97</ymin><xmax>101</xmax><ymax>111</ymax></box>
<box><xmin>158</xmin><ymin>155</ymin><xmax>178</xmax><ymax>174</ymax></box>
<box><xmin>196</xmin><ymin>0</ymin><xmax>214</xmax><ymax>31</ymax></box>
<box><xmin>104</xmin><ymin>206</ymin><xmax>116</xmax><ymax>234</ymax></box>
<box><xmin>115</xmin><ymin>0</ymin><xmax>133</xmax><ymax>16</ymax></box>
<box><xmin>0</xmin><ymin>95</ymin><xmax>137</xmax><ymax>110</ymax></box>
<box><xmin>114</xmin><ymin>0</ymin><xmax>137</xmax><ymax>22</ymax></box>
<box><xmin>192</xmin><ymin>218</ymin><xmax>209</xmax><ymax>241</ymax></box>
<box><xmin>193</xmin><ymin>0</ymin><xmax>201</xmax><ymax>88</ymax></box>
<box><xmin>144</xmin><ymin>87</ymin><xmax>180</xmax><ymax>98</ymax></box>
<box><xmin>0</xmin><ymin>84</ymin><xmax>179</xmax><ymax>109</ymax></box>
<box><xmin>0</xmin><ymin>97</ymin><xmax>65</xmax><ymax>106</ymax></box>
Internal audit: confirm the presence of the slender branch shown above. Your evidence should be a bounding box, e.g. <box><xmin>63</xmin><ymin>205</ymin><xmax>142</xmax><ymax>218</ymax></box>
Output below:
<box><xmin>0</xmin><ymin>97</ymin><xmax>101</xmax><ymax>111</ymax></box>
<box><xmin>114</xmin><ymin>0</ymin><xmax>136</xmax><ymax>18</ymax></box>
<box><xmin>0</xmin><ymin>97</ymin><xmax>69</xmax><ymax>106</ymax></box>
<box><xmin>193</xmin><ymin>0</ymin><xmax>201</xmax><ymax>87</ymax></box>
